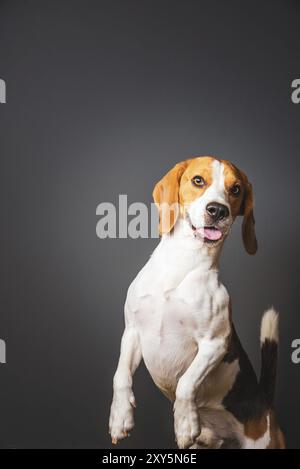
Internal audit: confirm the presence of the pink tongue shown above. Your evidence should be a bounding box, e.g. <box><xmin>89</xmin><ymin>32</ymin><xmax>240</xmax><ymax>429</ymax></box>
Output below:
<box><xmin>203</xmin><ymin>227</ymin><xmax>222</xmax><ymax>240</ymax></box>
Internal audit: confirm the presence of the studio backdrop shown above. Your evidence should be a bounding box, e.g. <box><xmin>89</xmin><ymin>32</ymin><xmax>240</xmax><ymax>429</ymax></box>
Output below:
<box><xmin>0</xmin><ymin>0</ymin><xmax>299</xmax><ymax>449</ymax></box>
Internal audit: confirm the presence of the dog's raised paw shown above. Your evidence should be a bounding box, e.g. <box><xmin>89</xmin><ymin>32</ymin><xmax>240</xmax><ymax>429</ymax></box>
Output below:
<box><xmin>174</xmin><ymin>398</ymin><xmax>200</xmax><ymax>449</ymax></box>
<box><xmin>109</xmin><ymin>392</ymin><xmax>135</xmax><ymax>444</ymax></box>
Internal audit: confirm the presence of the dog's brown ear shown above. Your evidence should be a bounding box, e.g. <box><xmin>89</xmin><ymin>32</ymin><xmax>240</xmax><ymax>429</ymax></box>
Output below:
<box><xmin>153</xmin><ymin>160</ymin><xmax>190</xmax><ymax>235</ymax></box>
<box><xmin>239</xmin><ymin>172</ymin><xmax>258</xmax><ymax>255</ymax></box>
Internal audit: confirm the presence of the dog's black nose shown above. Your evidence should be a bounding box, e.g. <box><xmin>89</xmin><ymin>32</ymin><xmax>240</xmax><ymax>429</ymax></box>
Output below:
<box><xmin>206</xmin><ymin>203</ymin><xmax>229</xmax><ymax>221</ymax></box>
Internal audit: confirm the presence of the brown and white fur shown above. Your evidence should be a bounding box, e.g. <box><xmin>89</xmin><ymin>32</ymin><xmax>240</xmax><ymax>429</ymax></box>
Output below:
<box><xmin>108</xmin><ymin>156</ymin><xmax>285</xmax><ymax>449</ymax></box>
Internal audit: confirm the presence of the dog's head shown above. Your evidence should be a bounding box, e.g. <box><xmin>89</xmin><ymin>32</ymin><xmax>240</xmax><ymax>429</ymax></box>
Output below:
<box><xmin>153</xmin><ymin>156</ymin><xmax>257</xmax><ymax>254</ymax></box>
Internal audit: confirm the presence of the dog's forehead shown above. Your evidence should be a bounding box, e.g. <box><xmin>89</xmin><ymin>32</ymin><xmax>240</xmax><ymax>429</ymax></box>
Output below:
<box><xmin>182</xmin><ymin>157</ymin><xmax>243</xmax><ymax>185</ymax></box>
<box><xmin>182</xmin><ymin>156</ymin><xmax>217</xmax><ymax>182</ymax></box>
<box><xmin>221</xmin><ymin>159</ymin><xmax>245</xmax><ymax>187</ymax></box>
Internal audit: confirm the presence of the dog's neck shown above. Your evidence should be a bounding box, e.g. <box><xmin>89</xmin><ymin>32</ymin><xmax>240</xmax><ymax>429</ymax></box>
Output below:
<box><xmin>158</xmin><ymin>218</ymin><xmax>224</xmax><ymax>274</ymax></box>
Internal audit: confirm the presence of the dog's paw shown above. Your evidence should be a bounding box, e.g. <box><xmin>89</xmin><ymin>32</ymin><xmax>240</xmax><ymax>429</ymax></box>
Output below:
<box><xmin>109</xmin><ymin>390</ymin><xmax>136</xmax><ymax>444</ymax></box>
<box><xmin>196</xmin><ymin>427</ymin><xmax>224</xmax><ymax>449</ymax></box>
<box><xmin>174</xmin><ymin>398</ymin><xmax>200</xmax><ymax>449</ymax></box>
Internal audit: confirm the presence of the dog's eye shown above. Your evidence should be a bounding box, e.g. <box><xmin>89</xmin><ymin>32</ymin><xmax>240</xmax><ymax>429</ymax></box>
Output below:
<box><xmin>230</xmin><ymin>184</ymin><xmax>241</xmax><ymax>196</ymax></box>
<box><xmin>192</xmin><ymin>175</ymin><xmax>205</xmax><ymax>187</ymax></box>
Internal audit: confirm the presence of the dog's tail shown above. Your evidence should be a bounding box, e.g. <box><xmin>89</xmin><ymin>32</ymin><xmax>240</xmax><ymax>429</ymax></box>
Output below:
<box><xmin>259</xmin><ymin>308</ymin><xmax>279</xmax><ymax>407</ymax></box>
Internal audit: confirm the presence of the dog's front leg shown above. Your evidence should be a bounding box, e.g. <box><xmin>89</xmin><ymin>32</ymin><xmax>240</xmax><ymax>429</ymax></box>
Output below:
<box><xmin>174</xmin><ymin>337</ymin><xmax>227</xmax><ymax>449</ymax></box>
<box><xmin>109</xmin><ymin>325</ymin><xmax>141</xmax><ymax>444</ymax></box>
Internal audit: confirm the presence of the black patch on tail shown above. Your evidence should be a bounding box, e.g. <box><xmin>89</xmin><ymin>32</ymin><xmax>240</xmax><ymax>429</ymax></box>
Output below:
<box><xmin>259</xmin><ymin>338</ymin><xmax>278</xmax><ymax>408</ymax></box>
<box><xmin>222</xmin><ymin>326</ymin><xmax>264</xmax><ymax>422</ymax></box>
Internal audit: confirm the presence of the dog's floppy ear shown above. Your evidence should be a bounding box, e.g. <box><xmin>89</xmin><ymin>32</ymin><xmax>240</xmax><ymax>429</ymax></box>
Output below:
<box><xmin>153</xmin><ymin>160</ymin><xmax>190</xmax><ymax>235</ymax></box>
<box><xmin>239</xmin><ymin>171</ymin><xmax>258</xmax><ymax>255</ymax></box>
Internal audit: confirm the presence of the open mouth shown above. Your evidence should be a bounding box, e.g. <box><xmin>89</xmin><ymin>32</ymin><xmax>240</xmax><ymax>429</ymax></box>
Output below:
<box><xmin>186</xmin><ymin>214</ymin><xmax>224</xmax><ymax>243</ymax></box>
<box><xmin>191</xmin><ymin>225</ymin><xmax>223</xmax><ymax>243</ymax></box>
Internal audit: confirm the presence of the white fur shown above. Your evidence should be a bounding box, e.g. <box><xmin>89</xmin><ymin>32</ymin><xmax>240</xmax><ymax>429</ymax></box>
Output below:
<box><xmin>109</xmin><ymin>326</ymin><xmax>141</xmax><ymax>443</ymax></box>
<box><xmin>109</xmin><ymin>160</ymin><xmax>239</xmax><ymax>447</ymax></box>
<box><xmin>260</xmin><ymin>308</ymin><xmax>279</xmax><ymax>344</ymax></box>
<box><xmin>109</xmin><ymin>159</ymin><xmax>263</xmax><ymax>449</ymax></box>
<box><xmin>123</xmin><ymin>220</ymin><xmax>231</xmax><ymax>448</ymax></box>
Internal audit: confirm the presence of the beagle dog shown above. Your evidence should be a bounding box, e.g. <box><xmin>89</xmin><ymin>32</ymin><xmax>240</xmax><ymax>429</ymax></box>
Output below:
<box><xmin>109</xmin><ymin>156</ymin><xmax>285</xmax><ymax>449</ymax></box>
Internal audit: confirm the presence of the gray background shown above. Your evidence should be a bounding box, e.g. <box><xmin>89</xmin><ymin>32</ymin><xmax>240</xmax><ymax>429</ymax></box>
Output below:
<box><xmin>0</xmin><ymin>0</ymin><xmax>299</xmax><ymax>449</ymax></box>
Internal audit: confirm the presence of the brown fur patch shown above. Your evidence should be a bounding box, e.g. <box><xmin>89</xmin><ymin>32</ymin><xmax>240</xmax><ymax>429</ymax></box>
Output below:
<box><xmin>244</xmin><ymin>412</ymin><xmax>268</xmax><ymax>440</ymax></box>
<box><xmin>179</xmin><ymin>156</ymin><xmax>215</xmax><ymax>206</ymax></box>
<box><xmin>222</xmin><ymin>159</ymin><xmax>257</xmax><ymax>254</ymax></box>
<box><xmin>221</xmin><ymin>159</ymin><xmax>246</xmax><ymax>218</ymax></box>
<box><xmin>244</xmin><ymin>410</ymin><xmax>285</xmax><ymax>448</ymax></box>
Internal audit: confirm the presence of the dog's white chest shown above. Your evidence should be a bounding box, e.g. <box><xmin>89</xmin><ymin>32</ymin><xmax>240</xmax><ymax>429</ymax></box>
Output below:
<box><xmin>126</xmin><ymin>240</ymin><xmax>230</xmax><ymax>399</ymax></box>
